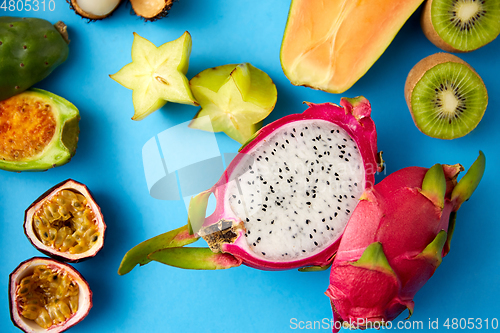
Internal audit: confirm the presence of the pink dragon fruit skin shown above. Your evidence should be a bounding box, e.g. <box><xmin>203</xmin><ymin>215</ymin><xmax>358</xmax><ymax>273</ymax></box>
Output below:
<box><xmin>326</xmin><ymin>153</ymin><xmax>485</xmax><ymax>330</ymax></box>
<box><xmin>124</xmin><ymin>97</ymin><xmax>383</xmax><ymax>273</ymax></box>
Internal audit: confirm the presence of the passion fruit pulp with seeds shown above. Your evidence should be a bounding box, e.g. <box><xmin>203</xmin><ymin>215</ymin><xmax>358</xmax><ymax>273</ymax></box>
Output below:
<box><xmin>9</xmin><ymin>257</ymin><xmax>92</xmax><ymax>333</ymax></box>
<box><xmin>0</xmin><ymin>89</ymin><xmax>80</xmax><ymax>172</ymax></box>
<box><xmin>25</xmin><ymin>179</ymin><xmax>106</xmax><ymax>263</ymax></box>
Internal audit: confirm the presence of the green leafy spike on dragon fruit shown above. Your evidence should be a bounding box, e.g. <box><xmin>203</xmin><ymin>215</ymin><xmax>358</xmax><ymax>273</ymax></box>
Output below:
<box><xmin>0</xmin><ymin>17</ymin><xmax>69</xmax><ymax>101</ymax></box>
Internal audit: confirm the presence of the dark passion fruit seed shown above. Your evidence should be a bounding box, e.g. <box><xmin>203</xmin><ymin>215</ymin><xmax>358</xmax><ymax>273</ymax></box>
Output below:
<box><xmin>25</xmin><ymin>179</ymin><xmax>106</xmax><ymax>263</ymax></box>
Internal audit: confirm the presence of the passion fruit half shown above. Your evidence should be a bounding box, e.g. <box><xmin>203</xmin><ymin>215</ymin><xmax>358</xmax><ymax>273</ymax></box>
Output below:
<box><xmin>0</xmin><ymin>89</ymin><xmax>80</xmax><ymax>172</ymax></box>
<box><xmin>25</xmin><ymin>179</ymin><xmax>105</xmax><ymax>263</ymax></box>
<box><xmin>9</xmin><ymin>257</ymin><xmax>92</xmax><ymax>333</ymax></box>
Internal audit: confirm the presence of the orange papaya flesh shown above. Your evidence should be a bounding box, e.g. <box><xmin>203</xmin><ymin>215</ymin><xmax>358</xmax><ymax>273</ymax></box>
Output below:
<box><xmin>281</xmin><ymin>0</ymin><xmax>425</xmax><ymax>94</ymax></box>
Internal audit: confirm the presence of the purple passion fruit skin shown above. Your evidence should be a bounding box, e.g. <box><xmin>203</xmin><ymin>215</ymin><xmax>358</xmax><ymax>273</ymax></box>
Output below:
<box><xmin>24</xmin><ymin>179</ymin><xmax>105</xmax><ymax>263</ymax></box>
<box><xmin>9</xmin><ymin>257</ymin><xmax>92</xmax><ymax>333</ymax></box>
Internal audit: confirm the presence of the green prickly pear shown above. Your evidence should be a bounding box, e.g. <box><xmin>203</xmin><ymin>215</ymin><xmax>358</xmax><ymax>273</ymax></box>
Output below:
<box><xmin>0</xmin><ymin>17</ymin><xmax>69</xmax><ymax>100</ymax></box>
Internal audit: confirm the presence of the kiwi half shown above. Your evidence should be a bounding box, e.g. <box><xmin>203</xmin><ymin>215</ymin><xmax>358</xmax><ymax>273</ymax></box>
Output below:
<box><xmin>421</xmin><ymin>0</ymin><xmax>500</xmax><ymax>52</ymax></box>
<box><xmin>404</xmin><ymin>53</ymin><xmax>488</xmax><ymax>140</ymax></box>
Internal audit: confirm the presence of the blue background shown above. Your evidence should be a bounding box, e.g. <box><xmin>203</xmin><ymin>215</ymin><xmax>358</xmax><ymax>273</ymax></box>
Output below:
<box><xmin>1</xmin><ymin>1</ymin><xmax>499</xmax><ymax>332</ymax></box>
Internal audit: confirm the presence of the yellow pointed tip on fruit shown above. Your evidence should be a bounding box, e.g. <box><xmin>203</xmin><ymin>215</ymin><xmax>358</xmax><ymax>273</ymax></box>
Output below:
<box><xmin>189</xmin><ymin>63</ymin><xmax>277</xmax><ymax>143</ymax></box>
<box><xmin>110</xmin><ymin>31</ymin><xmax>198</xmax><ymax>121</ymax></box>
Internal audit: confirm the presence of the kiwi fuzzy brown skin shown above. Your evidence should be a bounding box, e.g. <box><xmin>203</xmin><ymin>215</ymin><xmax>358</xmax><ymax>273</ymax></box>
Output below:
<box><xmin>130</xmin><ymin>0</ymin><xmax>175</xmax><ymax>22</ymax></box>
<box><xmin>421</xmin><ymin>0</ymin><xmax>499</xmax><ymax>53</ymax></box>
<box><xmin>404</xmin><ymin>52</ymin><xmax>487</xmax><ymax>139</ymax></box>
<box><xmin>67</xmin><ymin>0</ymin><xmax>123</xmax><ymax>21</ymax></box>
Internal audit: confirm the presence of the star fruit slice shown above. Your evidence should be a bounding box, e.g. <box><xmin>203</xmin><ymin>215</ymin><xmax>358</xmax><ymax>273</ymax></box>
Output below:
<box><xmin>110</xmin><ymin>31</ymin><xmax>198</xmax><ymax>121</ymax></box>
<box><xmin>189</xmin><ymin>63</ymin><xmax>277</xmax><ymax>144</ymax></box>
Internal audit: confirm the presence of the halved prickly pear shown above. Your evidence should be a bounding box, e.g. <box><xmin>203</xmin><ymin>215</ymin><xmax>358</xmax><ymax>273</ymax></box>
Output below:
<box><xmin>0</xmin><ymin>89</ymin><xmax>80</xmax><ymax>172</ymax></box>
<box><xmin>24</xmin><ymin>179</ymin><xmax>106</xmax><ymax>263</ymax></box>
<box><xmin>9</xmin><ymin>257</ymin><xmax>92</xmax><ymax>333</ymax></box>
<box><xmin>110</xmin><ymin>32</ymin><xmax>198</xmax><ymax>121</ymax></box>
<box><xmin>0</xmin><ymin>17</ymin><xmax>69</xmax><ymax>101</ymax></box>
<box><xmin>189</xmin><ymin>63</ymin><xmax>277</xmax><ymax>144</ymax></box>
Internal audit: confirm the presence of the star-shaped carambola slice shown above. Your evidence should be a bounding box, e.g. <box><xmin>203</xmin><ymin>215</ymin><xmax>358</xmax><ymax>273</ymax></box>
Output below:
<box><xmin>110</xmin><ymin>32</ymin><xmax>198</xmax><ymax>121</ymax></box>
<box><xmin>189</xmin><ymin>63</ymin><xmax>277</xmax><ymax>143</ymax></box>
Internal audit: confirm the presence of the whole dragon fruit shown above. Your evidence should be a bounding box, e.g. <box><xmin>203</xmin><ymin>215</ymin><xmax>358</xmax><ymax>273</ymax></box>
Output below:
<box><xmin>118</xmin><ymin>97</ymin><xmax>382</xmax><ymax>274</ymax></box>
<box><xmin>326</xmin><ymin>152</ymin><xmax>485</xmax><ymax>331</ymax></box>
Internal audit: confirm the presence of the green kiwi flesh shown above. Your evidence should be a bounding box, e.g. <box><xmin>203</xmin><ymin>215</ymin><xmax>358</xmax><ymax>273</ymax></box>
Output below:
<box><xmin>423</xmin><ymin>0</ymin><xmax>500</xmax><ymax>52</ymax></box>
<box><xmin>405</xmin><ymin>53</ymin><xmax>487</xmax><ymax>140</ymax></box>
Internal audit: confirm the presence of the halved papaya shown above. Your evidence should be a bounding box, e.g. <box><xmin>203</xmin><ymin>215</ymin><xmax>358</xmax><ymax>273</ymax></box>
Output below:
<box><xmin>280</xmin><ymin>0</ymin><xmax>425</xmax><ymax>94</ymax></box>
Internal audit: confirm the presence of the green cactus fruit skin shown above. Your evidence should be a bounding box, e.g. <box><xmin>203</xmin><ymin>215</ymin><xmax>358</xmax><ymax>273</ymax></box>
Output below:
<box><xmin>0</xmin><ymin>17</ymin><xmax>69</xmax><ymax>101</ymax></box>
<box><xmin>0</xmin><ymin>89</ymin><xmax>80</xmax><ymax>172</ymax></box>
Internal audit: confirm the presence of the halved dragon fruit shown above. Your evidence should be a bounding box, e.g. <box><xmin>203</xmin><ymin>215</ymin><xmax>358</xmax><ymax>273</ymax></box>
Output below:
<box><xmin>119</xmin><ymin>97</ymin><xmax>382</xmax><ymax>274</ymax></box>
<box><xmin>326</xmin><ymin>152</ymin><xmax>485</xmax><ymax>330</ymax></box>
